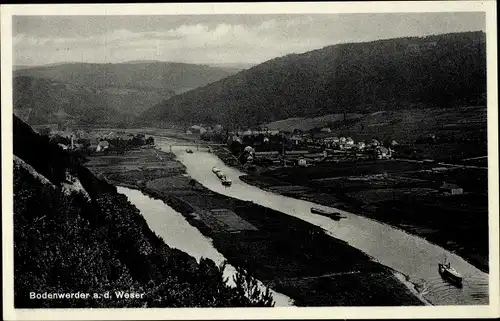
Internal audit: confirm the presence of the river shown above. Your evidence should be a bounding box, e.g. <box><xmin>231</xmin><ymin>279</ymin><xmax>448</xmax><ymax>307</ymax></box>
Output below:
<box><xmin>116</xmin><ymin>186</ymin><xmax>294</xmax><ymax>307</ymax></box>
<box><xmin>156</xmin><ymin>137</ymin><xmax>489</xmax><ymax>306</ymax></box>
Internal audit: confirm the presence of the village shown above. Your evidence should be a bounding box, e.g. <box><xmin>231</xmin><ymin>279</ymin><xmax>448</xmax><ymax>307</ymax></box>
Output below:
<box><xmin>33</xmin><ymin>124</ymin><xmax>155</xmax><ymax>154</ymax></box>
<box><xmin>187</xmin><ymin>123</ymin><xmax>399</xmax><ymax>168</ymax></box>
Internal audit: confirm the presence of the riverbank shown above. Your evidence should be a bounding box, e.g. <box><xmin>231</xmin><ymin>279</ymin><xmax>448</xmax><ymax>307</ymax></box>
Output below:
<box><xmin>84</xmin><ymin>146</ymin><xmax>425</xmax><ymax>306</ymax></box>
<box><xmin>211</xmin><ymin>147</ymin><xmax>489</xmax><ymax>274</ymax></box>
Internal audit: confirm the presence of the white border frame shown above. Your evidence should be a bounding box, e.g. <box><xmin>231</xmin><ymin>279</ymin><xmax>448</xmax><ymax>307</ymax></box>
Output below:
<box><xmin>2</xmin><ymin>2</ymin><xmax>498</xmax><ymax>320</ymax></box>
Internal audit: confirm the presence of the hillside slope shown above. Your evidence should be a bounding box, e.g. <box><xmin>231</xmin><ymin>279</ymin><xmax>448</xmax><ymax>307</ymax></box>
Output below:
<box><xmin>13</xmin><ymin>76</ymin><xmax>126</xmax><ymax>126</ymax></box>
<box><xmin>139</xmin><ymin>32</ymin><xmax>486</xmax><ymax>128</ymax></box>
<box><xmin>14</xmin><ymin>62</ymin><xmax>240</xmax><ymax>121</ymax></box>
<box><xmin>12</xmin><ymin>114</ymin><xmax>274</xmax><ymax>308</ymax></box>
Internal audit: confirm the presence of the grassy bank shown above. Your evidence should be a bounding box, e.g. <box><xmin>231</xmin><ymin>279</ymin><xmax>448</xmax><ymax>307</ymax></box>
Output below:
<box><xmin>86</xmin><ymin>146</ymin><xmax>425</xmax><ymax>306</ymax></box>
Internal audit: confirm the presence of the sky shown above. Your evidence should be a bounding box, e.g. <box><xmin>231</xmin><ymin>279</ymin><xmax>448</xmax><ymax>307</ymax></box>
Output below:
<box><xmin>13</xmin><ymin>13</ymin><xmax>485</xmax><ymax>66</ymax></box>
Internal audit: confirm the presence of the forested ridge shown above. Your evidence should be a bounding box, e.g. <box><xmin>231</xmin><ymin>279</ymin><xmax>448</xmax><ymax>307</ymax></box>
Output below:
<box><xmin>139</xmin><ymin>31</ymin><xmax>486</xmax><ymax>128</ymax></box>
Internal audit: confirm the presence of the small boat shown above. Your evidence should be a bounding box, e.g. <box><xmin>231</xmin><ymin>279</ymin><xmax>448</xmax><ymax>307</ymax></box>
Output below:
<box><xmin>221</xmin><ymin>178</ymin><xmax>232</xmax><ymax>187</ymax></box>
<box><xmin>186</xmin><ymin>149</ymin><xmax>193</xmax><ymax>154</ymax></box>
<box><xmin>311</xmin><ymin>207</ymin><xmax>344</xmax><ymax>220</ymax></box>
<box><xmin>438</xmin><ymin>260</ymin><xmax>463</xmax><ymax>286</ymax></box>
<box><xmin>212</xmin><ymin>167</ymin><xmax>221</xmax><ymax>174</ymax></box>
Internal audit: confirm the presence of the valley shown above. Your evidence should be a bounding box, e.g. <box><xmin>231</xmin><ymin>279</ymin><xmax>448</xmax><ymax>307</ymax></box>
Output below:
<box><xmin>10</xmin><ymin>22</ymin><xmax>492</xmax><ymax>311</ymax></box>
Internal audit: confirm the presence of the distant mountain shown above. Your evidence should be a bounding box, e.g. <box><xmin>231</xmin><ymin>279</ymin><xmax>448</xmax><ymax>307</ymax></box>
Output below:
<box><xmin>139</xmin><ymin>32</ymin><xmax>486</xmax><ymax>128</ymax></box>
<box><xmin>208</xmin><ymin>62</ymin><xmax>255</xmax><ymax>71</ymax></box>
<box><xmin>14</xmin><ymin>61</ymin><xmax>240</xmax><ymax>92</ymax></box>
<box><xmin>14</xmin><ymin>61</ymin><xmax>241</xmax><ymax>118</ymax></box>
<box><xmin>13</xmin><ymin>76</ymin><xmax>129</xmax><ymax>126</ymax></box>
<box><xmin>14</xmin><ymin>62</ymin><xmax>75</xmax><ymax>71</ymax></box>
<box><xmin>13</xmin><ymin>65</ymin><xmax>33</xmax><ymax>71</ymax></box>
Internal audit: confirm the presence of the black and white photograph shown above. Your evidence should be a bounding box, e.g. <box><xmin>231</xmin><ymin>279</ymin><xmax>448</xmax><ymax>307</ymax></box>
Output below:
<box><xmin>1</xmin><ymin>2</ymin><xmax>498</xmax><ymax>320</ymax></box>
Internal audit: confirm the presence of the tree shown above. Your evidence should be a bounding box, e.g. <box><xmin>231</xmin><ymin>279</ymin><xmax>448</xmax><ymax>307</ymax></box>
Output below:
<box><xmin>232</xmin><ymin>265</ymin><xmax>274</xmax><ymax>307</ymax></box>
<box><xmin>39</xmin><ymin>127</ymin><xmax>52</xmax><ymax>136</ymax></box>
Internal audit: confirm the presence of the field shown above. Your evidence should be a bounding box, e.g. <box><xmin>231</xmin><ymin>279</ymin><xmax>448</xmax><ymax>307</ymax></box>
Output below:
<box><xmin>264</xmin><ymin>113</ymin><xmax>364</xmax><ymax>132</ymax></box>
<box><xmin>85</xmin><ymin>147</ymin><xmax>424</xmax><ymax>306</ymax></box>
<box><xmin>85</xmin><ymin>147</ymin><xmax>185</xmax><ymax>183</ymax></box>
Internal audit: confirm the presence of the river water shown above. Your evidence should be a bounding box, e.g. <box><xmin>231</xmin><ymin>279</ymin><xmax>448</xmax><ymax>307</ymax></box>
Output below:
<box><xmin>156</xmin><ymin>137</ymin><xmax>489</xmax><ymax>306</ymax></box>
<box><xmin>116</xmin><ymin>186</ymin><xmax>294</xmax><ymax>307</ymax></box>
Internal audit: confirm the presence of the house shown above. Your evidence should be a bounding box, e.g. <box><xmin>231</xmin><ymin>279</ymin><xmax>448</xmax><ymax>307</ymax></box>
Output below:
<box><xmin>244</xmin><ymin>146</ymin><xmax>255</xmax><ymax>153</ymax></box>
<box><xmin>242</xmin><ymin>130</ymin><xmax>253</xmax><ymax>136</ymax></box>
<box><xmin>346</xmin><ymin>137</ymin><xmax>355</xmax><ymax>145</ymax></box>
<box><xmin>297</xmin><ymin>158</ymin><xmax>307</xmax><ymax>167</ymax></box>
<box><xmin>321</xmin><ymin>127</ymin><xmax>331</xmax><ymax>133</ymax></box>
<box><xmin>72</xmin><ymin>143</ymin><xmax>84</xmax><ymax>150</ymax></box>
<box><xmin>214</xmin><ymin>124</ymin><xmax>224</xmax><ymax>134</ymax></box>
<box><xmin>96</xmin><ymin>140</ymin><xmax>110</xmax><ymax>152</ymax></box>
<box><xmin>58</xmin><ymin>143</ymin><xmax>68</xmax><ymax>150</ymax></box>
<box><xmin>290</xmin><ymin>135</ymin><xmax>303</xmax><ymax>145</ymax></box>
<box><xmin>228</xmin><ymin>135</ymin><xmax>242</xmax><ymax>144</ymax></box>
<box><xmin>186</xmin><ymin>130</ymin><xmax>193</xmax><ymax>135</ymax></box>
<box><xmin>376</xmin><ymin>146</ymin><xmax>391</xmax><ymax>159</ymax></box>
<box><xmin>75</xmin><ymin>130</ymin><xmax>88</xmax><ymax>139</ymax></box>
<box><xmin>440</xmin><ymin>182</ymin><xmax>464</xmax><ymax>195</ymax></box>
<box><xmin>105</xmin><ymin>132</ymin><xmax>117</xmax><ymax>139</ymax></box>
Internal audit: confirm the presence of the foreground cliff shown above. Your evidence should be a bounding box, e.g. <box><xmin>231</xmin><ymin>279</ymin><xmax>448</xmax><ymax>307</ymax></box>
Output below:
<box><xmin>12</xmin><ymin>115</ymin><xmax>273</xmax><ymax>308</ymax></box>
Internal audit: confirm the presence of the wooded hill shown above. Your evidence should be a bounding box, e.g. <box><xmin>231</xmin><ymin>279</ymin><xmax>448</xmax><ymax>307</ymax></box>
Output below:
<box><xmin>13</xmin><ymin>61</ymin><xmax>241</xmax><ymax>123</ymax></box>
<box><xmin>139</xmin><ymin>32</ymin><xmax>486</xmax><ymax>128</ymax></box>
<box><xmin>13</xmin><ymin>76</ymin><xmax>128</xmax><ymax>126</ymax></box>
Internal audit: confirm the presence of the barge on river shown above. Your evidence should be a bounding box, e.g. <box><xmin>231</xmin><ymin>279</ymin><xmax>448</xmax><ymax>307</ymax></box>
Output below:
<box><xmin>213</xmin><ymin>167</ymin><xmax>232</xmax><ymax>186</ymax></box>
<box><xmin>438</xmin><ymin>261</ymin><xmax>463</xmax><ymax>287</ymax></box>
<box><xmin>311</xmin><ymin>207</ymin><xmax>344</xmax><ymax>221</ymax></box>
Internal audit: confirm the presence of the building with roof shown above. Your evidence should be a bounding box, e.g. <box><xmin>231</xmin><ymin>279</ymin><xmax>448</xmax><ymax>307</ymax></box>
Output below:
<box><xmin>440</xmin><ymin>183</ymin><xmax>463</xmax><ymax>195</ymax></box>
<box><xmin>376</xmin><ymin>146</ymin><xmax>391</xmax><ymax>159</ymax></box>
<box><xmin>96</xmin><ymin>140</ymin><xmax>110</xmax><ymax>152</ymax></box>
